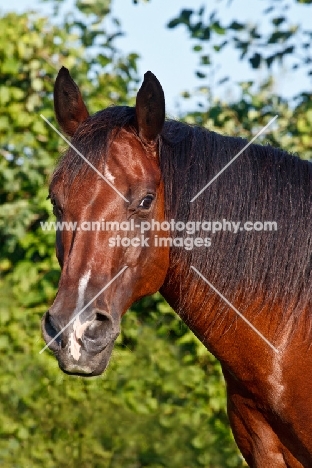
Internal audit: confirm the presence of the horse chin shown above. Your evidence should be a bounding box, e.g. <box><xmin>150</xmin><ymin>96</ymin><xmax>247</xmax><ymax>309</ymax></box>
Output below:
<box><xmin>57</xmin><ymin>340</ymin><xmax>116</xmax><ymax>377</ymax></box>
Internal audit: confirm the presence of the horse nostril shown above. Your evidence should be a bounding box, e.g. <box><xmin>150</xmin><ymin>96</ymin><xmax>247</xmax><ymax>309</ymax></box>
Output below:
<box><xmin>81</xmin><ymin>310</ymin><xmax>113</xmax><ymax>352</ymax></box>
<box><xmin>42</xmin><ymin>311</ymin><xmax>62</xmax><ymax>351</ymax></box>
<box><xmin>95</xmin><ymin>312</ymin><xmax>111</xmax><ymax>323</ymax></box>
<box><xmin>45</xmin><ymin>311</ymin><xmax>57</xmax><ymax>335</ymax></box>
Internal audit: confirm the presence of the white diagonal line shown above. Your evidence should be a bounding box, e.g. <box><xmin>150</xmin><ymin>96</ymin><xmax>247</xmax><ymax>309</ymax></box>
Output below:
<box><xmin>190</xmin><ymin>115</ymin><xmax>278</xmax><ymax>202</ymax></box>
<box><xmin>39</xmin><ymin>265</ymin><xmax>128</xmax><ymax>354</ymax></box>
<box><xmin>40</xmin><ymin>114</ymin><xmax>129</xmax><ymax>203</ymax></box>
<box><xmin>190</xmin><ymin>266</ymin><xmax>279</xmax><ymax>354</ymax></box>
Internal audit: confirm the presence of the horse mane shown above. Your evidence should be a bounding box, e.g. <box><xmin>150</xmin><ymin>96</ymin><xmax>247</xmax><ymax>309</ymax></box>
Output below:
<box><xmin>51</xmin><ymin>105</ymin><xmax>312</xmax><ymax>335</ymax></box>
<box><xmin>159</xmin><ymin>120</ymin><xmax>312</xmax><ymax>336</ymax></box>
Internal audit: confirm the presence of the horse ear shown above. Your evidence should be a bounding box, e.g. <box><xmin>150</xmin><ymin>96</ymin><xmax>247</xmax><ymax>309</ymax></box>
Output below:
<box><xmin>54</xmin><ymin>67</ymin><xmax>89</xmax><ymax>137</ymax></box>
<box><xmin>135</xmin><ymin>71</ymin><xmax>165</xmax><ymax>143</ymax></box>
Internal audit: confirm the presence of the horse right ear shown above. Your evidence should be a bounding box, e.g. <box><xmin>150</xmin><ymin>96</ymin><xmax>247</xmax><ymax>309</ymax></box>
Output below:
<box><xmin>54</xmin><ymin>67</ymin><xmax>89</xmax><ymax>137</ymax></box>
<box><xmin>135</xmin><ymin>71</ymin><xmax>165</xmax><ymax>144</ymax></box>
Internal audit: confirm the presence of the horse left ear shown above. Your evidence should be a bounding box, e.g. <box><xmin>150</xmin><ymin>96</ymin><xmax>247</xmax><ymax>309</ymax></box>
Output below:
<box><xmin>54</xmin><ymin>67</ymin><xmax>89</xmax><ymax>137</ymax></box>
<box><xmin>135</xmin><ymin>71</ymin><xmax>165</xmax><ymax>143</ymax></box>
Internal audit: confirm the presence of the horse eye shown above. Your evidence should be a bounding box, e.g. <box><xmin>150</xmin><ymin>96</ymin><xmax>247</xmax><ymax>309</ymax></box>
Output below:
<box><xmin>50</xmin><ymin>198</ymin><xmax>62</xmax><ymax>217</ymax></box>
<box><xmin>53</xmin><ymin>206</ymin><xmax>63</xmax><ymax>218</ymax></box>
<box><xmin>139</xmin><ymin>195</ymin><xmax>154</xmax><ymax>209</ymax></box>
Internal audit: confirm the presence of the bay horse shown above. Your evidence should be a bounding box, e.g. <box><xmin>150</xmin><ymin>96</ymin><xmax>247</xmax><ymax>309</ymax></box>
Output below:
<box><xmin>42</xmin><ymin>67</ymin><xmax>312</xmax><ymax>467</ymax></box>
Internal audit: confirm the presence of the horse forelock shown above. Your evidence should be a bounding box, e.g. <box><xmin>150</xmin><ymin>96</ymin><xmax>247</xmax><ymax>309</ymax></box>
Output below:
<box><xmin>51</xmin><ymin>106</ymin><xmax>136</xmax><ymax>186</ymax></box>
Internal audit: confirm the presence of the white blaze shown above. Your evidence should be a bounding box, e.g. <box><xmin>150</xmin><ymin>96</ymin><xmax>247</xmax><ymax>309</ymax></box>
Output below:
<box><xmin>69</xmin><ymin>270</ymin><xmax>92</xmax><ymax>361</ymax></box>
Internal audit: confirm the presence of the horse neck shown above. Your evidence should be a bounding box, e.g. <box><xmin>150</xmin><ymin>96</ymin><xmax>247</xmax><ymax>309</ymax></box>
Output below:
<box><xmin>159</xmin><ymin>132</ymin><xmax>312</xmax><ymax>377</ymax></box>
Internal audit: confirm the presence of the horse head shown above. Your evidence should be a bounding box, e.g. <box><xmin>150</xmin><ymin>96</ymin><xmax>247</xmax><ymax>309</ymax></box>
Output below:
<box><xmin>42</xmin><ymin>68</ymin><xmax>169</xmax><ymax>375</ymax></box>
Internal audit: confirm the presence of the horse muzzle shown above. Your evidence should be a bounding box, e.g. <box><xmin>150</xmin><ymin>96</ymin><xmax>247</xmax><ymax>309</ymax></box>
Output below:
<box><xmin>41</xmin><ymin>309</ymin><xmax>120</xmax><ymax>376</ymax></box>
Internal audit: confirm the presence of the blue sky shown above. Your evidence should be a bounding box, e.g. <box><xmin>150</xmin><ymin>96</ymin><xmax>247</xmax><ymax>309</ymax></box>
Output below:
<box><xmin>2</xmin><ymin>0</ymin><xmax>311</xmax><ymax>115</ymax></box>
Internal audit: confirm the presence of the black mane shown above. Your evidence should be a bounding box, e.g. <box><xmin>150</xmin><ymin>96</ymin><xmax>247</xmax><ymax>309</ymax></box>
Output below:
<box><xmin>160</xmin><ymin>120</ymin><xmax>312</xmax><ymax>335</ymax></box>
